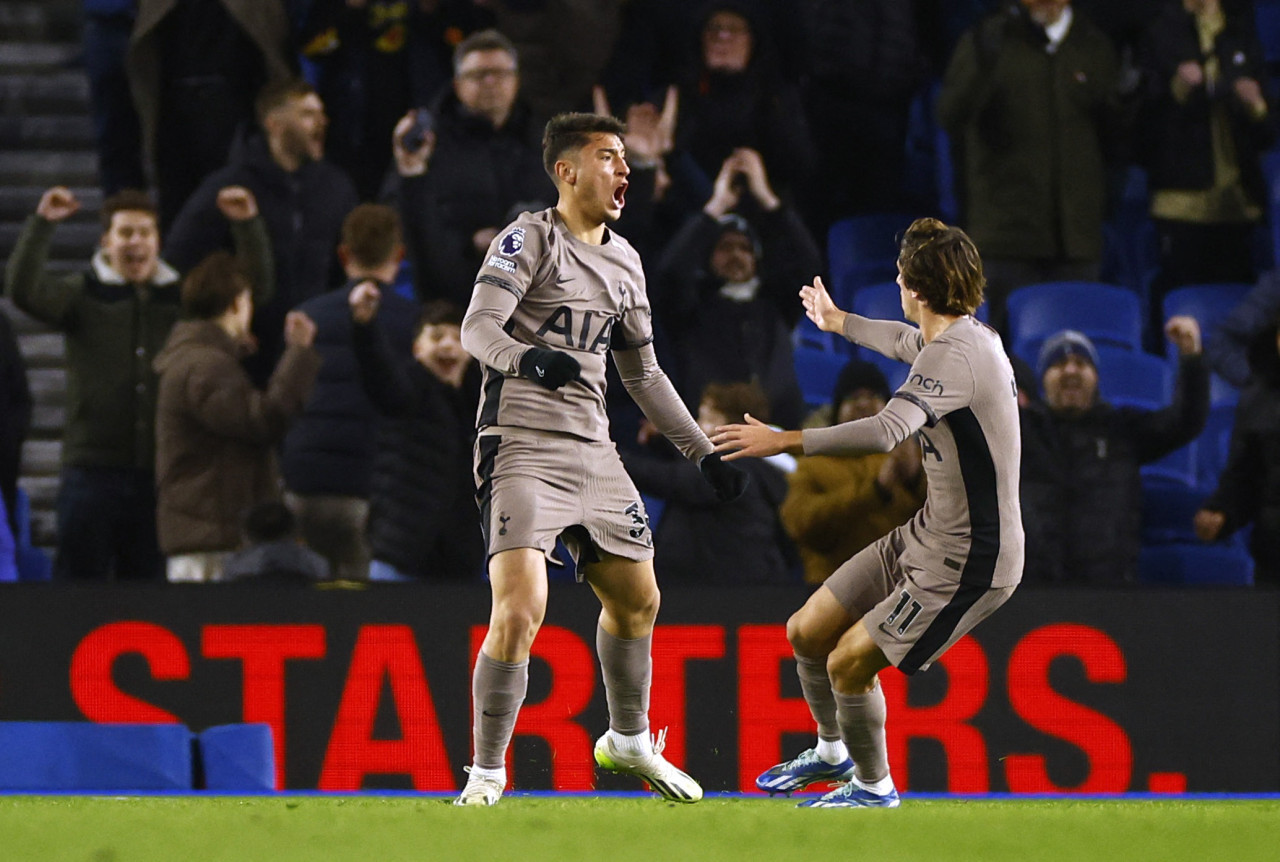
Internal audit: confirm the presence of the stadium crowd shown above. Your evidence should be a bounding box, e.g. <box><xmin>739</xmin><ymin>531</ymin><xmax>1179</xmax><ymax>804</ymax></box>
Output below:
<box><xmin>2</xmin><ymin>0</ymin><xmax>1278</xmax><ymax>586</ymax></box>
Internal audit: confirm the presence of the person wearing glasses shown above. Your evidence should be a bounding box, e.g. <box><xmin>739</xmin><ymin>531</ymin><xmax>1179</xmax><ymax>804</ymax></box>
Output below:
<box><xmin>392</xmin><ymin>29</ymin><xmax>553</xmax><ymax>307</ymax></box>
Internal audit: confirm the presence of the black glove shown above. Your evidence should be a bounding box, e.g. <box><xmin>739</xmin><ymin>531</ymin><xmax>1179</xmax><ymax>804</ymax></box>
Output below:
<box><xmin>518</xmin><ymin>347</ymin><xmax>581</xmax><ymax>391</ymax></box>
<box><xmin>699</xmin><ymin>452</ymin><xmax>750</xmax><ymax>503</ymax></box>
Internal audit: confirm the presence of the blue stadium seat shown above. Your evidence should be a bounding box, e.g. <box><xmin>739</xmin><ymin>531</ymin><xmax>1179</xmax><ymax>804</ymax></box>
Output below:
<box><xmin>851</xmin><ymin>281</ymin><xmax>907</xmax><ymax>323</ymax></box>
<box><xmin>794</xmin><ymin>346</ymin><xmax>849</xmax><ymax>410</ymax></box>
<box><xmin>1257</xmin><ymin>0</ymin><xmax>1280</xmax><ymax>65</ymax></box>
<box><xmin>1137</xmin><ymin>543</ymin><xmax>1254</xmax><ymax>586</ymax></box>
<box><xmin>793</xmin><ymin>313</ymin><xmax>840</xmax><ymax>354</ymax></box>
<box><xmin>1007</xmin><ymin>281</ymin><xmax>1144</xmax><ymax>368</ymax></box>
<box><xmin>827</xmin><ymin>214</ymin><xmax>914</xmax><ymax>296</ymax></box>
<box><xmin>1094</xmin><ymin>345</ymin><xmax>1172</xmax><ymax>411</ymax></box>
<box><xmin>863</xmin><ymin>349</ymin><xmax>911</xmax><ymax>394</ymax></box>
<box><xmin>1141</xmin><ymin>481</ymin><xmax>1206</xmax><ymax>545</ymax></box>
<box><xmin>1100</xmin><ymin>166</ymin><xmax>1158</xmax><ymax>299</ymax></box>
<box><xmin>1141</xmin><ymin>442</ymin><xmax>1198</xmax><ymax>489</ymax></box>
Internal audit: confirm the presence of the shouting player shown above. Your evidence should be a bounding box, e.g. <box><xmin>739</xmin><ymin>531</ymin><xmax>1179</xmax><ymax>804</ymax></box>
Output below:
<box><xmin>455</xmin><ymin>112</ymin><xmax>748</xmax><ymax>806</ymax></box>
<box><xmin>713</xmin><ymin>218</ymin><xmax>1023</xmax><ymax>808</ymax></box>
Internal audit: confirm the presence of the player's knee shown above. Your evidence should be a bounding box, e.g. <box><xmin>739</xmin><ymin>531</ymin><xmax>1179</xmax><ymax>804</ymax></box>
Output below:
<box><xmin>786</xmin><ymin>609</ymin><xmax>830</xmax><ymax>657</ymax></box>
<box><xmin>826</xmin><ymin>647</ymin><xmax>877</xmax><ymax>694</ymax></box>
<box><xmin>488</xmin><ymin>605</ymin><xmax>544</xmax><ymax>657</ymax></box>
<box><xmin>623</xmin><ymin>585</ymin><xmax>660</xmax><ymax>629</ymax></box>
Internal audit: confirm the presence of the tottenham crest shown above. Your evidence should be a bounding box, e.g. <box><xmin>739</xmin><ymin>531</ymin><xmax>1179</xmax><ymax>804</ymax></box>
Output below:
<box><xmin>498</xmin><ymin>227</ymin><xmax>526</xmax><ymax>256</ymax></box>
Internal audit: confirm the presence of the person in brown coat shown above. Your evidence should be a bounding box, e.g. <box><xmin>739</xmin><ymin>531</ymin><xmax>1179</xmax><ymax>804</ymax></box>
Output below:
<box><xmin>780</xmin><ymin>359</ymin><xmax>925</xmax><ymax>584</ymax></box>
<box><xmin>154</xmin><ymin>251</ymin><xmax>320</xmax><ymax>582</ymax></box>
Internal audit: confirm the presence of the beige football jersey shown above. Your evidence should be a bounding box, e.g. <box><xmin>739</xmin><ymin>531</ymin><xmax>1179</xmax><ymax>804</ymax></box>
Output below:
<box><xmin>805</xmin><ymin>315</ymin><xmax>1024</xmax><ymax>588</ymax></box>
<box><xmin>462</xmin><ymin>208</ymin><xmax>654</xmax><ymax>442</ymax></box>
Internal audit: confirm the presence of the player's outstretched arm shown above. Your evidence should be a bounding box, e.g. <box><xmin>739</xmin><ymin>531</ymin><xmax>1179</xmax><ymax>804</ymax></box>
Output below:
<box><xmin>711</xmin><ymin>415</ymin><xmax>804</xmax><ymax>461</ymax></box>
<box><xmin>799</xmin><ymin>276</ymin><xmax>847</xmax><ymax>334</ymax></box>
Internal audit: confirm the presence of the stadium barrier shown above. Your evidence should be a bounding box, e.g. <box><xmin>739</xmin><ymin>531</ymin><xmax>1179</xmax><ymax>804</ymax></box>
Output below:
<box><xmin>0</xmin><ymin>721</ymin><xmax>274</xmax><ymax>791</ymax></box>
<box><xmin>0</xmin><ymin>585</ymin><xmax>1274</xmax><ymax>794</ymax></box>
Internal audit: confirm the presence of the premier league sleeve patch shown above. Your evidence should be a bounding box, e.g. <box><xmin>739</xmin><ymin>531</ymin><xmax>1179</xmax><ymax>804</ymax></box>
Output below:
<box><xmin>498</xmin><ymin>227</ymin><xmax>526</xmax><ymax>257</ymax></box>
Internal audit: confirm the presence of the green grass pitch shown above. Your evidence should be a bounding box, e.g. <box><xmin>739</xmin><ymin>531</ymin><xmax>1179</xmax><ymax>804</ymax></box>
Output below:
<box><xmin>2</xmin><ymin>795</ymin><xmax>1279</xmax><ymax>862</ymax></box>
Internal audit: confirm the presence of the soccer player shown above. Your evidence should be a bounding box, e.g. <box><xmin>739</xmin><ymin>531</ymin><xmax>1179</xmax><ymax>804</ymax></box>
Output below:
<box><xmin>455</xmin><ymin>112</ymin><xmax>748</xmax><ymax>806</ymax></box>
<box><xmin>712</xmin><ymin>218</ymin><xmax>1023</xmax><ymax>808</ymax></box>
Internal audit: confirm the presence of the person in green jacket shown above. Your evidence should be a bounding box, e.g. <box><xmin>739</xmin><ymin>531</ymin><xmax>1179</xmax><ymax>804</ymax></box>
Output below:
<box><xmin>938</xmin><ymin>0</ymin><xmax>1128</xmax><ymax>336</ymax></box>
<box><xmin>3</xmin><ymin>184</ymin><xmax>272</xmax><ymax>581</ymax></box>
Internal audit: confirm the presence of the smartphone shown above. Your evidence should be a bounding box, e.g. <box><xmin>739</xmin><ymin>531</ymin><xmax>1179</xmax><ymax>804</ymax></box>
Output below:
<box><xmin>402</xmin><ymin>108</ymin><xmax>434</xmax><ymax>151</ymax></box>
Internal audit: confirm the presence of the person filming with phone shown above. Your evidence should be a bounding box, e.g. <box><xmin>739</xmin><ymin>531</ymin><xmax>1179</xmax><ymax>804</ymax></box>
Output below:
<box><xmin>392</xmin><ymin>29</ymin><xmax>552</xmax><ymax>306</ymax></box>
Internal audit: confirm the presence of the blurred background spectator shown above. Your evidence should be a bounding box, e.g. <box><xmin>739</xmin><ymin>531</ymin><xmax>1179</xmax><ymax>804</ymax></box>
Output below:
<box><xmin>937</xmin><ymin>0</ymin><xmax>1128</xmax><ymax>335</ymax></box>
<box><xmin>392</xmin><ymin>29</ymin><xmax>553</xmax><ymax>306</ymax></box>
<box><xmin>1136</xmin><ymin>0</ymin><xmax>1275</xmax><ymax>322</ymax></box>
<box><xmin>127</xmin><ymin>0</ymin><xmax>295</xmax><ymax>229</ymax></box>
<box><xmin>1195</xmin><ymin>311</ymin><xmax>1280</xmax><ymax>586</ymax></box>
<box><xmin>1019</xmin><ymin>321</ymin><xmax>1208</xmax><ymax>583</ymax></box>
<box><xmin>780</xmin><ymin>359</ymin><xmax>925</xmax><ymax>585</ymax></box>
<box><xmin>653</xmin><ymin>148</ymin><xmax>819</xmax><ymax>429</ymax></box>
<box><xmin>154</xmin><ymin>252</ymin><xmax>319</xmax><ymax>583</ymax></box>
<box><xmin>5</xmin><ymin>186</ymin><xmax>269</xmax><ymax>581</ymax></box>
<box><xmin>282</xmin><ymin>204</ymin><xmax>419</xmax><ymax>581</ymax></box>
<box><xmin>221</xmin><ymin>500</ymin><xmax>330</xmax><ymax>583</ymax></box>
<box><xmin>164</xmin><ymin>78</ymin><xmax>359</xmax><ymax>385</ymax></box>
<box><xmin>622</xmin><ymin>380</ymin><xmax>798</xmax><ymax>585</ymax></box>
<box><xmin>349</xmin><ymin>285</ymin><xmax>482</xmax><ymax>582</ymax></box>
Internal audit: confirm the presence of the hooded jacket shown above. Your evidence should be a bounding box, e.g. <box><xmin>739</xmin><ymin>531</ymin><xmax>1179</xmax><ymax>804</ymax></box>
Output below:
<box><xmin>153</xmin><ymin>320</ymin><xmax>320</xmax><ymax>555</ymax></box>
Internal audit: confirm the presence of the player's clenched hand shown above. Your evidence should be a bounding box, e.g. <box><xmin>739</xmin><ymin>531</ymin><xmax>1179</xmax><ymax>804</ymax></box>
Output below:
<box><xmin>698</xmin><ymin>452</ymin><xmax>750</xmax><ymax>503</ymax></box>
<box><xmin>800</xmin><ymin>276</ymin><xmax>847</xmax><ymax>334</ymax></box>
<box><xmin>519</xmin><ymin>347</ymin><xmax>581</xmax><ymax>390</ymax></box>
<box><xmin>710</xmin><ymin>414</ymin><xmax>803</xmax><ymax>461</ymax></box>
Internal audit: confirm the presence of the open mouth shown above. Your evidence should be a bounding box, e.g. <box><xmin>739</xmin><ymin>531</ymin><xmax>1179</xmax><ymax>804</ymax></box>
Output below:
<box><xmin>612</xmin><ymin>182</ymin><xmax>628</xmax><ymax>209</ymax></box>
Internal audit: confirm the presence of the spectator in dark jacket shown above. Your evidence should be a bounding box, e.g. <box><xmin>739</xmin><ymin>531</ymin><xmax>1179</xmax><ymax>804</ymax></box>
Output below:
<box><xmin>1195</xmin><ymin>316</ymin><xmax>1280</xmax><ymax>585</ymax></box>
<box><xmin>348</xmin><ymin>285</ymin><xmax>482</xmax><ymax>581</ymax></box>
<box><xmin>5</xmin><ymin>186</ymin><xmax>271</xmax><ymax>582</ymax></box>
<box><xmin>392</xmin><ymin>29</ymin><xmax>553</xmax><ymax>307</ymax></box>
<box><xmin>164</xmin><ymin>79</ymin><xmax>359</xmax><ymax>385</ymax></box>
<box><xmin>154</xmin><ymin>252</ymin><xmax>320</xmax><ymax>583</ymax></box>
<box><xmin>83</xmin><ymin>0</ymin><xmax>146</xmax><ymax>195</ymax></box>
<box><xmin>937</xmin><ymin>0</ymin><xmax>1126</xmax><ymax>334</ymax></box>
<box><xmin>623</xmin><ymin>380</ymin><xmax>797</xmax><ymax>585</ymax></box>
<box><xmin>127</xmin><ymin>0</ymin><xmax>294</xmax><ymax>228</ymax></box>
<box><xmin>654</xmin><ymin>148</ymin><xmax>818</xmax><ymax>429</ymax></box>
<box><xmin>0</xmin><ymin>307</ymin><xmax>31</xmax><ymax>543</ymax></box>
<box><xmin>1137</xmin><ymin>0</ymin><xmax>1275</xmax><ymax>310</ymax></box>
<box><xmin>671</xmin><ymin>2</ymin><xmax>816</xmax><ymax>203</ymax></box>
<box><xmin>1020</xmin><ymin>321</ymin><xmax>1209</xmax><ymax>583</ymax></box>
<box><xmin>282</xmin><ymin>204</ymin><xmax>419</xmax><ymax>581</ymax></box>
<box><xmin>222</xmin><ymin>501</ymin><xmax>330</xmax><ymax>584</ymax></box>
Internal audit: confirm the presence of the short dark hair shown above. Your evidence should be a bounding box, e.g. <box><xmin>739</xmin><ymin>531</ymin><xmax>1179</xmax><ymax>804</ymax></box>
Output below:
<box><xmin>452</xmin><ymin>28</ymin><xmax>518</xmax><ymax>75</ymax></box>
<box><xmin>255</xmin><ymin>78</ymin><xmax>317</xmax><ymax>127</ymax></box>
<box><xmin>341</xmin><ymin>204</ymin><xmax>402</xmax><ymax>270</ymax></box>
<box><xmin>542</xmin><ymin>112</ymin><xmax>627</xmax><ymax>180</ymax></box>
<box><xmin>897</xmin><ymin>218</ymin><xmax>985</xmax><ymax>317</ymax></box>
<box><xmin>100</xmin><ymin>189</ymin><xmax>157</xmax><ymax>231</ymax></box>
<box><xmin>241</xmin><ymin>500</ymin><xmax>297</xmax><ymax>545</ymax></box>
<box><xmin>182</xmin><ymin>251</ymin><xmax>251</xmax><ymax>319</ymax></box>
<box><xmin>701</xmin><ymin>380</ymin><xmax>771</xmax><ymax>425</ymax></box>
<box><xmin>413</xmin><ymin>299</ymin><xmax>464</xmax><ymax>340</ymax></box>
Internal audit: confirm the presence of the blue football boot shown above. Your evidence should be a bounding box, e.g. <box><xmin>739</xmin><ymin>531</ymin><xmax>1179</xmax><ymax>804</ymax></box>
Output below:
<box><xmin>796</xmin><ymin>781</ymin><xmax>901</xmax><ymax>808</ymax></box>
<box><xmin>755</xmin><ymin>748</ymin><xmax>856</xmax><ymax>796</ymax></box>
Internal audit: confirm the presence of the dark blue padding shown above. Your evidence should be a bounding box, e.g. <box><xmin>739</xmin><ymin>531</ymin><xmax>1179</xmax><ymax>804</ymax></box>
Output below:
<box><xmin>1137</xmin><ymin>544</ymin><xmax>1255</xmax><ymax>586</ymax></box>
<box><xmin>0</xmin><ymin>722</ymin><xmax>192</xmax><ymax>790</ymax></box>
<box><xmin>198</xmin><ymin>724</ymin><xmax>276</xmax><ymax>792</ymax></box>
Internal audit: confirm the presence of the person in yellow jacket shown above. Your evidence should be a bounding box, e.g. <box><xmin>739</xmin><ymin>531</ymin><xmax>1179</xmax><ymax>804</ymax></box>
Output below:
<box><xmin>781</xmin><ymin>358</ymin><xmax>925</xmax><ymax>584</ymax></box>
